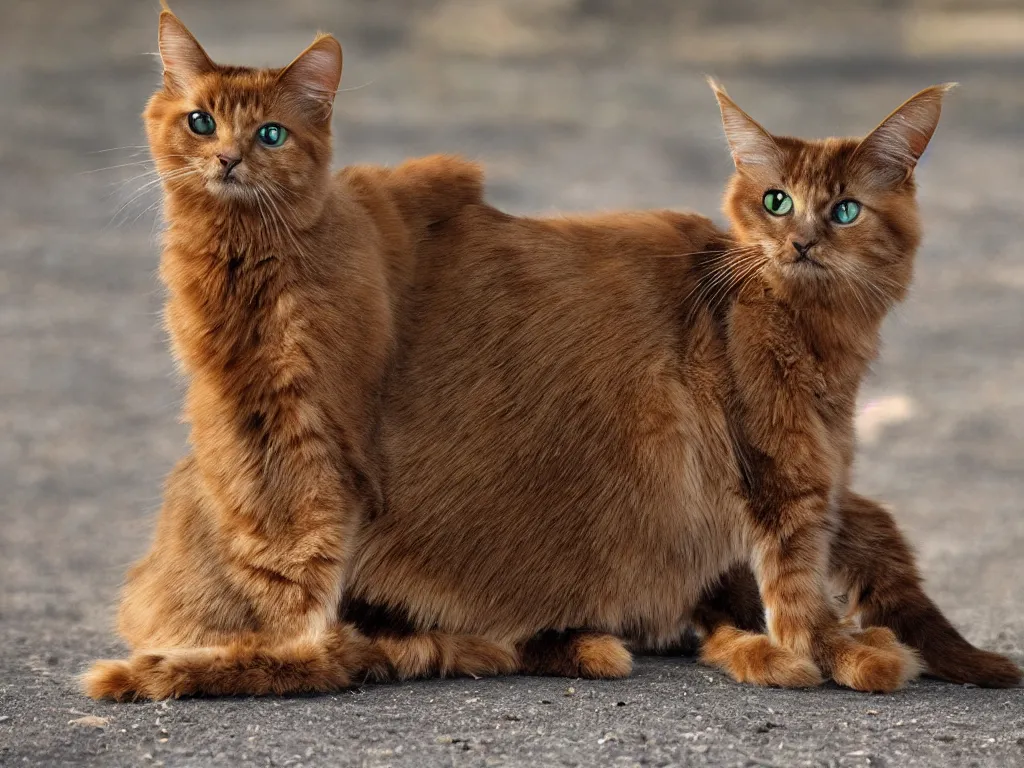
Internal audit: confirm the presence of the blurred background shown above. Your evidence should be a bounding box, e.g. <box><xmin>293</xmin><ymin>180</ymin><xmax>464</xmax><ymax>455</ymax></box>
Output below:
<box><xmin>1</xmin><ymin>0</ymin><xmax>1022</xmax><ymax>764</ymax></box>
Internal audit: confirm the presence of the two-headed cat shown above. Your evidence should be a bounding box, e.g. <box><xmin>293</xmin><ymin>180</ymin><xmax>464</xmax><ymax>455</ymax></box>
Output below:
<box><xmin>84</xmin><ymin>9</ymin><xmax>1020</xmax><ymax>700</ymax></box>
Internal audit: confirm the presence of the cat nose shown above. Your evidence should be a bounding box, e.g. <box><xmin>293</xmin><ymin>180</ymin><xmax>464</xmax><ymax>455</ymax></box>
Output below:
<box><xmin>218</xmin><ymin>154</ymin><xmax>242</xmax><ymax>177</ymax></box>
<box><xmin>790</xmin><ymin>239</ymin><xmax>816</xmax><ymax>258</ymax></box>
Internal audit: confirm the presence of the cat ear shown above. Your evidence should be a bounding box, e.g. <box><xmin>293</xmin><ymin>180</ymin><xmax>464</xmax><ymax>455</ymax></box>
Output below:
<box><xmin>158</xmin><ymin>10</ymin><xmax>216</xmax><ymax>92</ymax></box>
<box><xmin>854</xmin><ymin>83</ymin><xmax>956</xmax><ymax>187</ymax></box>
<box><xmin>277</xmin><ymin>34</ymin><xmax>343</xmax><ymax>122</ymax></box>
<box><xmin>708</xmin><ymin>78</ymin><xmax>781</xmax><ymax>170</ymax></box>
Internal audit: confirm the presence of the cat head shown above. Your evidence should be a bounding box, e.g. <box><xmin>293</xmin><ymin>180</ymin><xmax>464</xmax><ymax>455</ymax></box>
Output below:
<box><xmin>710</xmin><ymin>80</ymin><xmax>953</xmax><ymax>311</ymax></box>
<box><xmin>145</xmin><ymin>9</ymin><xmax>342</xmax><ymax>217</ymax></box>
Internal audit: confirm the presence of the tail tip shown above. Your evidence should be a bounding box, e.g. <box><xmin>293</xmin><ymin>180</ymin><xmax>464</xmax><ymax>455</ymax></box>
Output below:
<box><xmin>82</xmin><ymin>659</ymin><xmax>139</xmax><ymax>701</ymax></box>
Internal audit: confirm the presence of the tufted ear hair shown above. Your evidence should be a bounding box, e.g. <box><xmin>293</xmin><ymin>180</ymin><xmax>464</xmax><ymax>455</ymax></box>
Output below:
<box><xmin>708</xmin><ymin>77</ymin><xmax>781</xmax><ymax>170</ymax></box>
<box><xmin>158</xmin><ymin>9</ymin><xmax>216</xmax><ymax>93</ymax></box>
<box><xmin>853</xmin><ymin>83</ymin><xmax>956</xmax><ymax>187</ymax></box>
<box><xmin>277</xmin><ymin>34</ymin><xmax>343</xmax><ymax>122</ymax></box>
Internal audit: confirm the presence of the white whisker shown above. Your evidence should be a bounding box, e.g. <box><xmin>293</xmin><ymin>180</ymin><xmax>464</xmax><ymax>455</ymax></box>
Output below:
<box><xmin>87</xmin><ymin>146</ymin><xmax>151</xmax><ymax>155</ymax></box>
<box><xmin>335</xmin><ymin>79</ymin><xmax>376</xmax><ymax>94</ymax></box>
<box><xmin>106</xmin><ymin>167</ymin><xmax>197</xmax><ymax>229</ymax></box>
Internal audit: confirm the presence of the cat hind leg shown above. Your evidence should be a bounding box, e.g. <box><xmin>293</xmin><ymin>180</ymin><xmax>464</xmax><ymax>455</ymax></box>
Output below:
<box><xmin>83</xmin><ymin>625</ymin><xmax>517</xmax><ymax>701</ymax></box>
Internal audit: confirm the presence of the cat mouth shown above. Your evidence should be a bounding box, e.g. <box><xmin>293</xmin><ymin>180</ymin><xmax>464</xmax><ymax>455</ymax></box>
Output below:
<box><xmin>207</xmin><ymin>176</ymin><xmax>255</xmax><ymax>200</ymax></box>
<box><xmin>791</xmin><ymin>254</ymin><xmax>824</xmax><ymax>269</ymax></box>
<box><xmin>779</xmin><ymin>253</ymin><xmax>825</xmax><ymax>272</ymax></box>
<box><xmin>211</xmin><ymin>172</ymin><xmax>246</xmax><ymax>187</ymax></box>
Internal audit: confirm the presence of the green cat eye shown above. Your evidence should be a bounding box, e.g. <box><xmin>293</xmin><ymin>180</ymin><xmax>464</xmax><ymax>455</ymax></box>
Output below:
<box><xmin>763</xmin><ymin>189</ymin><xmax>793</xmax><ymax>216</ymax></box>
<box><xmin>257</xmin><ymin>123</ymin><xmax>288</xmax><ymax>148</ymax></box>
<box><xmin>832</xmin><ymin>199</ymin><xmax>861</xmax><ymax>225</ymax></box>
<box><xmin>187</xmin><ymin>111</ymin><xmax>216</xmax><ymax>136</ymax></box>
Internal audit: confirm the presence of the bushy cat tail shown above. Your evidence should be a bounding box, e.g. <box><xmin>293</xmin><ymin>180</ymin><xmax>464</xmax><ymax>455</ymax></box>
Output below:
<box><xmin>82</xmin><ymin>624</ymin><xmax>517</xmax><ymax>700</ymax></box>
<box><xmin>867</xmin><ymin>594</ymin><xmax>1023</xmax><ymax>688</ymax></box>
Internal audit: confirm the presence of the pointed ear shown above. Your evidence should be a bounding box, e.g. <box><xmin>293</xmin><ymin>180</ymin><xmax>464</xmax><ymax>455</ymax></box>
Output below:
<box><xmin>158</xmin><ymin>10</ymin><xmax>216</xmax><ymax>92</ymax></box>
<box><xmin>708</xmin><ymin>78</ymin><xmax>780</xmax><ymax>170</ymax></box>
<box><xmin>853</xmin><ymin>83</ymin><xmax>956</xmax><ymax>187</ymax></box>
<box><xmin>277</xmin><ymin>34</ymin><xmax>343</xmax><ymax>122</ymax></box>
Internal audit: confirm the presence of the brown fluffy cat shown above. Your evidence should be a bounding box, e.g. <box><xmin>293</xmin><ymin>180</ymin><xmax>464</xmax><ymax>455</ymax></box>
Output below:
<box><xmin>84</xmin><ymin>11</ymin><xmax>1021</xmax><ymax>699</ymax></box>
<box><xmin>340</xmin><ymin>81</ymin><xmax>1018</xmax><ymax>693</ymax></box>
<box><xmin>91</xmin><ymin>10</ymin><xmax>496</xmax><ymax>669</ymax></box>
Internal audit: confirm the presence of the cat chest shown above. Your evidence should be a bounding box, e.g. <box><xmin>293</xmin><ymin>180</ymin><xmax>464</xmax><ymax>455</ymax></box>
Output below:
<box><xmin>164</xmin><ymin>249</ymin><xmax>295</xmax><ymax>372</ymax></box>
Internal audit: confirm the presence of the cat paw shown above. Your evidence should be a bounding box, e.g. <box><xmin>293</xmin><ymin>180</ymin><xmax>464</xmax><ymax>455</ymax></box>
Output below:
<box><xmin>701</xmin><ymin>627</ymin><xmax>823</xmax><ymax>688</ymax></box>
<box><xmin>849</xmin><ymin>625</ymin><xmax>899</xmax><ymax>649</ymax></box>
<box><xmin>517</xmin><ymin>630</ymin><xmax>633</xmax><ymax>679</ymax></box>
<box><xmin>829</xmin><ymin>633</ymin><xmax>922</xmax><ymax>693</ymax></box>
<box><xmin>573</xmin><ymin>633</ymin><xmax>633</xmax><ymax>679</ymax></box>
<box><xmin>755</xmin><ymin>645</ymin><xmax>823</xmax><ymax>688</ymax></box>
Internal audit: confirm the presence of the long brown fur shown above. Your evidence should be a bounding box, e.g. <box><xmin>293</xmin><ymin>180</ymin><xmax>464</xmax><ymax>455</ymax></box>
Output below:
<box><xmin>85</xmin><ymin>11</ymin><xmax>1020</xmax><ymax>699</ymax></box>
<box><xmin>102</xmin><ymin>10</ymin><xmax>496</xmax><ymax>664</ymax></box>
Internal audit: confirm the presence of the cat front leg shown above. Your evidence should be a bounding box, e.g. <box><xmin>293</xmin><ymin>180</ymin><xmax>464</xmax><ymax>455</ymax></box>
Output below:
<box><xmin>116</xmin><ymin>455</ymin><xmax>261</xmax><ymax>649</ymax></box>
<box><xmin>691</xmin><ymin>566</ymin><xmax>819</xmax><ymax>687</ymax></box>
<box><xmin>690</xmin><ymin>496</ymin><xmax>1018</xmax><ymax>688</ymax></box>
<box><xmin>189</xmin><ymin>389</ymin><xmax>373</xmax><ymax>641</ymax></box>
<box><xmin>722</xmin><ymin>295</ymin><xmax>921</xmax><ymax>691</ymax></box>
<box><xmin>748</xmin><ymin>494</ymin><xmax>922</xmax><ymax>692</ymax></box>
<box><xmin>114</xmin><ymin>442</ymin><xmax>369</xmax><ymax>649</ymax></box>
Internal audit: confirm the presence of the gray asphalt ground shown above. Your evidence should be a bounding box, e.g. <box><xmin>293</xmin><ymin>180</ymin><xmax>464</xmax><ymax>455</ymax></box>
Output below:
<box><xmin>2</xmin><ymin>1</ymin><xmax>1023</xmax><ymax>766</ymax></box>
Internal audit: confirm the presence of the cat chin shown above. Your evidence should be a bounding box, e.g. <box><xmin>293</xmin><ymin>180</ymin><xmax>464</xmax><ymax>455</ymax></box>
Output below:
<box><xmin>765</xmin><ymin>260</ymin><xmax>832</xmax><ymax>299</ymax></box>
<box><xmin>204</xmin><ymin>179</ymin><xmax>258</xmax><ymax>203</ymax></box>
